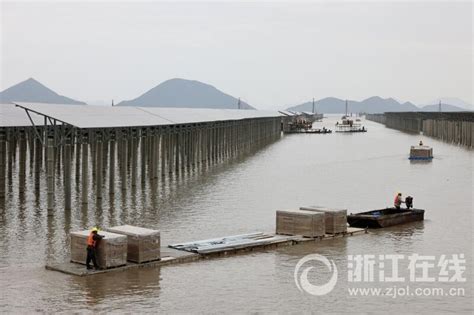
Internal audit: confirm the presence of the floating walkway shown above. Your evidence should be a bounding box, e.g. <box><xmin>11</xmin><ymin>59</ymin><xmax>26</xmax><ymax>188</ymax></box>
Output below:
<box><xmin>46</xmin><ymin>228</ymin><xmax>365</xmax><ymax>277</ymax></box>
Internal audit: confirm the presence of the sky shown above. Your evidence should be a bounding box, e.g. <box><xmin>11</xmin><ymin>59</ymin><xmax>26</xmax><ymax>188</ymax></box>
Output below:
<box><xmin>1</xmin><ymin>1</ymin><xmax>472</xmax><ymax>109</ymax></box>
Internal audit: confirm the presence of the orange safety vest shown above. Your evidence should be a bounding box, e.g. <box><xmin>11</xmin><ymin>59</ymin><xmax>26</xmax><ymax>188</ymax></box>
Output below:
<box><xmin>394</xmin><ymin>195</ymin><xmax>401</xmax><ymax>206</ymax></box>
<box><xmin>87</xmin><ymin>232</ymin><xmax>96</xmax><ymax>248</ymax></box>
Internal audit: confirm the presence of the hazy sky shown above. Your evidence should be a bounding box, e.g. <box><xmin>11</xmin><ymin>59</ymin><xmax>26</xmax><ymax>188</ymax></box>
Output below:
<box><xmin>1</xmin><ymin>1</ymin><xmax>472</xmax><ymax>109</ymax></box>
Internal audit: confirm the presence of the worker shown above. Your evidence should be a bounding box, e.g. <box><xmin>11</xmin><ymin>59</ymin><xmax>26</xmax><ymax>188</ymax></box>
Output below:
<box><xmin>419</xmin><ymin>140</ymin><xmax>423</xmax><ymax>146</ymax></box>
<box><xmin>394</xmin><ymin>193</ymin><xmax>404</xmax><ymax>209</ymax></box>
<box><xmin>86</xmin><ymin>227</ymin><xmax>104</xmax><ymax>270</ymax></box>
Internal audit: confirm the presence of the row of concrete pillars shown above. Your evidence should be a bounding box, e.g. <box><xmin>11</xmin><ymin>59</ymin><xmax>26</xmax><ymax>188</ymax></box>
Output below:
<box><xmin>0</xmin><ymin>118</ymin><xmax>282</xmax><ymax>211</ymax></box>
<box><xmin>422</xmin><ymin>119</ymin><xmax>473</xmax><ymax>148</ymax></box>
<box><xmin>366</xmin><ymin>114</ymin><xmax>474</xmax><ymax>148</ymax></box>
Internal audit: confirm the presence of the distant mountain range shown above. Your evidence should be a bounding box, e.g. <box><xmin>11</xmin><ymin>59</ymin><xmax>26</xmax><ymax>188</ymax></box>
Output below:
<box><xmin>0</xmin><ymin>78</ymin><xmax>85</xmax><ymax>105</ymax></box>
<box><xmin>424</xmin><ymin>97</ymin><xmax>473</xmax><ymax>111</ymax></box>
<box><xmin>1</xmin><ymin>78</ymin><xmax>471</xmax><ymax>113</ymax></box>
<box><xmin>287</xmin><ymin>96</ymin><xmax>470</xmax><ymax>114</ymax></box>
<box><xmin>117</xmin><ymin>78</ymin><xmax>254</xmax><ymax>109</ymax></box>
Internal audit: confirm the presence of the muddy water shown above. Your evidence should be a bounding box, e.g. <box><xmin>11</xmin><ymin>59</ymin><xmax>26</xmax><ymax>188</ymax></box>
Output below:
<box><xmin>0</xmin><ymin>116</ymin><xmax>472</xmax><ymax>313</ymax></box>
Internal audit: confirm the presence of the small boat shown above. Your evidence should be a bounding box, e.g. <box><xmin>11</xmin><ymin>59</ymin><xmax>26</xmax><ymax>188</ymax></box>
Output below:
<box><xmin>335</xmin><ymin>119</ymin><xmax>367</xmax><ymax>133</ymax></box>
<box><xmin>285</xmin><ymin>128</ymin><xmax>332</xmax><ymax>134</ymax></box>
<box><xmin>409</xmin><ymin>145</ymin><xmax>433</xmax><ymax>160</ymax></box>
<box><xmin>347</xmin><ymin>208</ymin><xmax>425</xmax><ymax>228</ymax></box>
<box><xmin>335</xmin><ymin>100</ymin><xmax>367</xmax><ymax>132</ymax></box>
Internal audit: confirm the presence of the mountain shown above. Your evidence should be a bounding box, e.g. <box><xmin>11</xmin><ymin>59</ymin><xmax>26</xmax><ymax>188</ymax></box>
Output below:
<box><xmin>0</xmin><ymin>78</ymin><xmax>86</xmax><ymax>105</ymax></box>
<box><xmin>424</xmin><ymin>98</ymin><xmax>472</xmax><ymax>111</ymax></box>
<box><xmin>287</xmin><ymin>96</ymin><xmax>419</xmax><ymax>114</ymax></box>
<box><xmin>118</xmin><ymin>78</ymin><xmax>254</xmax><ymax>109</ymax></box>
<box><xmin>420</xmin><ymin>104</ymin><xmax>467</xmax><ymax>112</ymax></box>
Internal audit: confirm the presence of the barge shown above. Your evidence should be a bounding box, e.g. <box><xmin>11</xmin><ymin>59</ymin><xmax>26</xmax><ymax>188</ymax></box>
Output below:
<box><xmin>284</xmin><ymin>128</ymin><xmax>332</xmax><ymax>134</ymax></box>
<box><xmin>347</xmin><ymin>208</ymin><xmax>425</xmax><ymax>228</ymax></box>
<box><xmin>409</xmin><ymin>145</ymin><xmax>433</xmax><ymax>160</ymax></box>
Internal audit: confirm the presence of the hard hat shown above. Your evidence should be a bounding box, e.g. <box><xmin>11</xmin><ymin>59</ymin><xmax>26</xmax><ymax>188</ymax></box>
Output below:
<box><xmin>92</xmin><ymin>227</ymin><xmax>99</xmax><ymax>232</ymax></box>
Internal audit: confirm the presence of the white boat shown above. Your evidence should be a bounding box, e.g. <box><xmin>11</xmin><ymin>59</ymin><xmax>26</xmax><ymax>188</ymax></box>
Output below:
<box><xmin>335</xmin><ymin>100</ymin><xmax>367</xmax><ymax>132</ymax></box>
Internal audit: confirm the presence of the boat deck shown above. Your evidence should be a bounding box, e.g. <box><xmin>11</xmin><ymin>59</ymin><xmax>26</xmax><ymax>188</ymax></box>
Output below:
<box><xmin>46</xmin><ymin>228</ymin><xmax>365</xmax><ymax>277</ymax></box>
<box><xmin>347</xmin><ymin>208</ymin><xmax>424</xmax><ymax>228</ymax></box>
<box><xmin>284</xmin><ymin>128</ymin><xmax>332</xmax><ymax>134</ymax></box>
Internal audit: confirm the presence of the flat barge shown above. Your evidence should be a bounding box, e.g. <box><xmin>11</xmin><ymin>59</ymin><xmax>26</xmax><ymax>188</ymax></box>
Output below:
<box><xmin>347</xmin><ymin>208</ymin><xmax>425</xmax><ymax>228</ymax></box>
<box><xmin>284</xmin><ymin>128</ymin><xmax>332</xmax><ymax>134</ymax></box>
<box><xmin>46</xmin><ymin>228</ymin><xmax>365</xmax><ymax>277</ymax></box>
<box><xmin>409</xmin><ymin>145</ymin><xmax>433</xmax><ymax>160</ymax></box>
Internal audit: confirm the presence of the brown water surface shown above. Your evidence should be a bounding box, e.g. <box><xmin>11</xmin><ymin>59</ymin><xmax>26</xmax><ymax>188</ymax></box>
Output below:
<box><xmin>0</xmin><ymin>116</ymin><xmax>472</xmax><ymax>313</ymax></box>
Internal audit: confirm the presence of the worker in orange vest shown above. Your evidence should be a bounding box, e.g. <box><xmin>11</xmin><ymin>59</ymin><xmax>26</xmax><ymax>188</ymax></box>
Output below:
<box><xmin>394</xmin><ymin>193</ymin><xmax>404</xmax><ymax>209</ymax></box>
<box><xmin>86</xmin><ymin>227</ymin><xmax>104</xmax><ymax>270</ymax></box>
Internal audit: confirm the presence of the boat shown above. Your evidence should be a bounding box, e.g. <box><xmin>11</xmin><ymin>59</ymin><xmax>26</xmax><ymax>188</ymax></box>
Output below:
<box><xmin>335</xmin><ymin>119</ymin><xmax>367</xmax><ymax>133</ymax></box>
<box><xmin>409</xmin><ymin>144</ymin><xmax>433</xmax><ymax>160</ymax></box>
<box><xmin>347</xmin><ymin>208</ymin><xmax>425</xmax><ymax>228</ymax></box>
<box><xmin>335</xmin><ymin>100</ymin><xmax>367</xmax><ymax>133</ymax></box>
<box><xmin>284</xmin><ymin>128</ymin><xmax>332</xmax><ymax>134</ymax></box>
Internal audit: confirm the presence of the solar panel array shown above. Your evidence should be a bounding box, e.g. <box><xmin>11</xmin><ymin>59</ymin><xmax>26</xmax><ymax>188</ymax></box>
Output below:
<box><xmin>0</xmin><ymin>103</ymin><xmax>44</xmax><ymax>127</ymax></box>
<box><xmin>1</xmin><ymin>102</ymin><xmax>282</xmax><ymax>129</ymax></box>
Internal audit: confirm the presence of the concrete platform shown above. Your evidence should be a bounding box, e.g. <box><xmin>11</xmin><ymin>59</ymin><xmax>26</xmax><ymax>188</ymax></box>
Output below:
<box><xmin>46</xmin><ymin>247</ymin><xmax>199</xmax><ymax>276</ymax></box>
<box><xmin>46</xmin><ymin>227</ymin><xmax>366</xmax><ymax>277</ymax></box>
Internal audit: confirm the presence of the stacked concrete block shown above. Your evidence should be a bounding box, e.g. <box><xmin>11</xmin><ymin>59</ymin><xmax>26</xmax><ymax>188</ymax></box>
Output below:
<box><xmin>276</xmin><ymin>209</ymin><xmax>325</xmax><ymax>237</ymax></box>
<box><xmin>70</xmin><ymin>230</ymin><xmax>128</xmax><ymax>269</ymax></box>
<box><xmin>105</xmin><ymin>225</ymin><xmax>161</xmax><ymax>263</ymax></box>
<box><xmin>300</xmin><ymin>206</ymin><xmax>347</xmax><ymax>234</ymax></box>
<box><xmin>410</xmin><ymin>146</ymin><xmax>433</xmax><ymax>158</ymax></box>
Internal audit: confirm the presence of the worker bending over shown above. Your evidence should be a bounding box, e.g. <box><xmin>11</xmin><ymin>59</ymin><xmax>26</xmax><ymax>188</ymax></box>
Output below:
<box><xmin>394</xmin><ymin>193</ymin><xmax>404</xmax><ymax>209</ymax></box>
<box><xmin>86</xmin><ymin>227</ymin><xmax>104</xmax><ymax>270</ymax></box>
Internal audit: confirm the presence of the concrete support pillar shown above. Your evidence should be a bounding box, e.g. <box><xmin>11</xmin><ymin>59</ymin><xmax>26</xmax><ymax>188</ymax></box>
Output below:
<box><xmin>175</xmin><ymin>132</ymin><xmax>180</xmax><ymax>173</ymax></box>
<box><xmin>81</xmin><ymin>135</ymin><xmax>89</xmax><ymax>205</ymax></box>
<box><xmin>131</xmin><ymin>130</ymin><xmax>137</xmax><ymax>187</ymax></box>
<box><xmin>75</xmin><ymin>137</ymin><xmax>81</xmax><ymax>182</ymax></box>
<box><xmin>47</xmin><ymin>136</ymin><xmax>54</xmax><ymax>211</ymax></box>
<box><xmin>64</xmin><ymin>136</ymin><xmax>72</xmax><ymax>211</ymax></box>
<box><xmin>168</xmin><ymin>132</ymin><xmax>174</xmax><ymax>174</ymax></box>
<box><xmin>96</xmin><ymin>132</ymin><xmax>103</xmax><ymax>200</ymax></box>
<box><xmin>140</xmin><ymin>131</ymin><xmax>146</xmax><ymax>184</ymax></box>
<box><xmin>7</xmin><ymin>130</ymin><xmax>14</xmax><ymax>183</ymax></box>
<box><xmin>109</xmin><ymin>136</ymin><xmax>115</xmax><ymax>195</ymax></box>
<box><xmin>34</xmin><ymin>134</ymin><xmax>42</xmax><ymax>191</ymax></box>
<box><xmin>121</xmin><ymin>131</ymin><xmax>128</xmax><ymax>192</ymax></box>
<box><xmin>0</xmin><ymin>130</ymin><xmax>6</xmax><ymax>200</ymax></box>
<box><xmin>207</xmin><ymin>127</ymin><xmax>212</xmax><ymax>165</ymax></box>
<box><xmin>153</xmin><ymin>133</ymin><xmax>159</xmax><ymax>179</ymax></box>
<box><xmin>161</xmin><ymin>131</ymin><xmax>166</xmax><ymax>177</ymax></box>
<box><xmin>186</xmin><ymin>130</ymin><xmax>192</xmax><ymax>168</ymax></box>
<box><xmin>18</xmin><ymin>130</ymin><xmax>27</xmax><ymax>194</ymax></box>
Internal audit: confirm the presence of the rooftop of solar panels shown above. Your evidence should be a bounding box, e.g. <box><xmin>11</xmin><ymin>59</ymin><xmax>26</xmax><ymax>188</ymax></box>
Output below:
<box><xmin>1</xmin><ymin>102</ymin><xmax>283</xmax><ymax>129</ymax></box>
<box><xmin>1</xmin><ymin>103</ymin><xmax>45</xmax><ymax>127</ymax></box>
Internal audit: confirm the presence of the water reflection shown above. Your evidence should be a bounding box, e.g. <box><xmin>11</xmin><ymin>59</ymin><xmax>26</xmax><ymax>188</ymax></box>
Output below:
<box><xmin>73</xmin><ymin>267</ymin><xmax>161</xmax><ymax>306</ymax></box>
<box><xmin>0</xmin><ymin>116</ymin><xmax>472</xmax><ymax>313</ymax></box>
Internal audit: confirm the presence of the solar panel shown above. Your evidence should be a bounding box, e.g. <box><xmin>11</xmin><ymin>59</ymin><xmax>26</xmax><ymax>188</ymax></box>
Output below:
<box><xmin>0</xmin><ymin>103</ymin><xmax>44</xmax><ymax>127</ymax></box>
<box><xmin>278</xmin><ymin>110</ymin><xmax>296</xmax><ymax>116</ymax></box>
<box><xmin>13</xmin><ymin>102</ymin><xmax>170</xmax><ymax>128</ymax></box>
<box><xmin>11</xmin><ymin>102</ymin><xmax>282</xmax><ymax>129</ymax></box>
